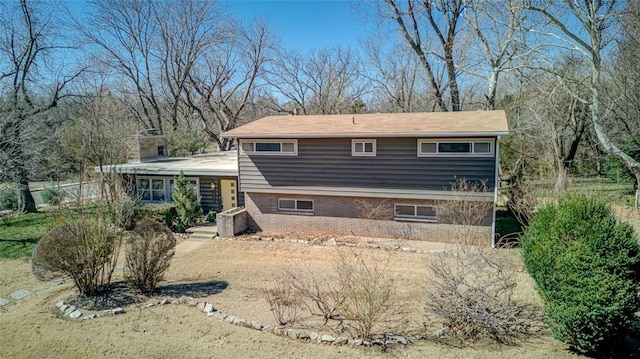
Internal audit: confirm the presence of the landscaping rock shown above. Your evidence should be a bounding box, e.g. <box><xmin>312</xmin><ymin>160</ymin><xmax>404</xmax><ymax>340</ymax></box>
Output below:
<box><xmin>83</xmin><ymin>314</ymin><xmax>96</xmax><ymax>320</ymax></box>
<box><xmin>309</xmin><ymin>332</ymin><xmax>320</xmax><ymax>341</ymax></box>
<box><xmin>10</xmin><ymin>289</ymin><xmax>31</xmax><ymax>300</ymax></box>
<box><xmin>50</xmin><ymin>279</ymin><xmax>65</xmax><ymax>286</ymax></box>
<box><xmin>159</xmin><ymin>298</ymin><xmax>169</xmax><ymax>305</ymax></box>
<box><xmin>326</xmin><ymin>238</ymin><xmax>337</xmax><ymax>246</ymax></box>
<box><xmin>56</xmin><ymin>300</ymin><xmax>65</xmax><ymax>308</ymax></box>
<box><xmin>112</xmin><ymin>307</ymin><xmax>125</xmax><ymax>314</ymax></box>
<box><xmin>225</xmin><ymin>315</ymin><xmax>237</xmax><ymax>323</ymax></box>
<box><xmin>333</xmin><ymin>337</ymin><xmax>348</xmax><ymax>346</ymax></box>
<box><xmin>69</xmin><ymin>310</ymin><xmax>82</xmax><ymax>319</ymax></box>
<box><xmin>186</xmin><ymin>297</ymin><xmax>198</xmax><ymax>306</ymax></box>
<box><xmin>204</xmin><ymin>303</ymin><xmax>215</xmax><ymax>314</ymax></box>
<box><xmin>31</xmin><ymin>284</ymin><xmax>49</xmax><ymax>292</ymax></box>
<box><xmin>0</xmin><ymin>297</ymin><xmax>10</xmax><ymax>307</ymax></box>
<box><xmin>249</xmin><ymin>321</ymin><xmax>262</xmax><ymax>330</ymax></box>
<box><xmin>197</xmin><ymin>302</ymin><xmax>205</xmax><ymax>310</ymax></box>
<box><xmin>64</xmin><ymin>306</ymin><xmax>76</xmax><ymax>316</ymax></box>
<box><xmin>60</xmin><ymin>304</ymin><xmax>68</xmax><ymax>312</ymax></box>
<box><xmin>213</xmin><ymin>311</ymin><xmax>227</xmax><ymax>320</ymax></box>
<box><xmin>320</xmin><ymin>334</ymin><xmax>336</xmax><ymax>343</ymax></box>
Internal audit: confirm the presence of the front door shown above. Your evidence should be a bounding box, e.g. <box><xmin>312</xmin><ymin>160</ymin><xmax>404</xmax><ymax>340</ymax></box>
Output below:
<box><xmin>220</xmin><ymin>179</ymin><xmax>237</xmax><ymax>212</ymax></box>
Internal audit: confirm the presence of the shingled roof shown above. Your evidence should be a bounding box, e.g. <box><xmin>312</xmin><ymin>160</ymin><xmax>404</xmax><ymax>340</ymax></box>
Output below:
<box><xmin>223</xmin><ymin>110</ymin><xmax>509</xmax><ymax>138</ymax></box>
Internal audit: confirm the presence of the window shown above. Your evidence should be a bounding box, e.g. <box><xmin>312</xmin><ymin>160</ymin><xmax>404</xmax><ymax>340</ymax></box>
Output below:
<box><xmin>394</xmin><ymin>204</ymin><xmax>438</xmax><ymax>221</ymax></box>
<box><xmin>136</xmin><ymin>177</ymin><xmax>199</xmax><ymax>203</ymax></box>
<box><xmin>241</xmin><ymin>140</ymin><xmax>297</xmax><ymax>155</ymax></box>
<box><xmin>157</xmin><ymin>145</ymin><xmax>165</xmax><ymax>156</ymax></box>
<box><xmin>352</xmin><ymin>139</ymin><xmax>376</xmax><ymax>156</ymax></box>
<box><xmin>418</xmin><ymin>139</ymin><xmax>493</xmax><ymax>157</ymax></box>
<box><xmin>278</xmin><ymin>198</ymin><xmax>314</xmax><ymax>212</ymax></box>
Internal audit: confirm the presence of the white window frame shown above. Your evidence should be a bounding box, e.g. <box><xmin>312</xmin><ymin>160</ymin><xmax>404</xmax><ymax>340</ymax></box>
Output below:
<box><xmin>278</xmin><ymin>198</ymin><xmax>314</xmax><ymax>213</ymax></box>
<box><xmin>351</xmin><ymin>139</ymin><xmax>377</xmax><ymax>157</ymax></box>
<box><xmin>417</xmin><ymin>139</ymin><xmax>493</xmax><ymax>157</ymax></box>
<box><xmin>240</xmin><ymin>139</ymin><xmax>298</xmax><ymax>156</ymax></box>
<box><xmin>394</xmin><ymin>203</ymin><xmax>438</xmax><ymax>222</ymax></box>
<box><xmin>136</xmin><ymin>176</ymin><xmax>200</xmax><ymax>203</ymax></box>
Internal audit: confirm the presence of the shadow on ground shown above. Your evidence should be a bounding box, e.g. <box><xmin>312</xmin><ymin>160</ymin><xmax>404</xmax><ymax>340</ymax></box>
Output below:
<box><xmin>68</xmin><ymin>280</ymin><xmax>228</xmax><ymax>311</ymax></box>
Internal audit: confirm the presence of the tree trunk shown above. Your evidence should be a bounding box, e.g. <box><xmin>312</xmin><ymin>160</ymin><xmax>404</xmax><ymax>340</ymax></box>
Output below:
<box><xmin>16</xmin><ymin>172</ymin><xmax>37</xmax><ymax>213</ymax></box>
<box><xmin>554</xmin><ymin>160</ymin><xmax>567</xmax><ymax>192</ymax></box>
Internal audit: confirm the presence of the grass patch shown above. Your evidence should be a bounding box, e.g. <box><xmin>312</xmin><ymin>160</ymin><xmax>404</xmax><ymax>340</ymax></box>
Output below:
<box><xmin>0</xmin><ymin>206</ymin><xmax>97</xmax><ymax>259</ymax></box>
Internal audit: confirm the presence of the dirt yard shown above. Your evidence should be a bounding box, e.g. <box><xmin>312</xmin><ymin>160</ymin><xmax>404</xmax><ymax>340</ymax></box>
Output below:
<box><xmin>0</xmin><ymin>233</ymin><xmax>583</xmax><ymax>359</ymax></box>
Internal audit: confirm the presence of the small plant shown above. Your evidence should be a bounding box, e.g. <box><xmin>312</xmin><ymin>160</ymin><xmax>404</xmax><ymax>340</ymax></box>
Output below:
<box><xmin>172</xmin><ymin>172</ymin><xmax>203</xmax><ymax>232</ymax></box>
<box><xmin>31</xmin><ymin>216</ymin><xmax>120</xmax><ymax>296</ymax></box>
<box><xmin>336</xmin><ymin>252</ymin><xmax>399</xmax><ymax>339</ymax></box>
<box><xmin>264</xmin><ymin>274</ymin><xmax>303</xmax><ymax>326</ymax></box>
<box><xmin>41</xmin><ymin>185</ymin><xmax>65</xmax><ymax>206</ymax></box>
<box><xmin>124</xmin><ymin>218</ymin><xmax>176</xmax><ymax>293</ymax></box>
<box><xmin>206</xmin><ymin>210</ymin><xmax>217</xmax><ymax>223</ymax></box>
<box><xmin>0</xmin><ymin>187</ymin><xmax>18</xmax><ymax>211</ymax></box>
<box><xmin>521</xmin><ymin>194</ymin><xmax>640</xmax><ymax>355</ymax></box>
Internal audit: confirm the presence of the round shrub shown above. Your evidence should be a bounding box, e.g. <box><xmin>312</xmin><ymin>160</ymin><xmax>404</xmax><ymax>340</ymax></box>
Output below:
<box><xmin>521</xmin><ymin>194</ymin><xmax>640</xmax><ymax>355</ymax></box>
<box><xmin>41</xmin><ymin>185</ymin><xmax>65</xmax><ymax>206</ymax></box>
<box><xmin>0</xmin><ymin>187</ymin><xmax>18</xmax><ymax>211</ymax></box>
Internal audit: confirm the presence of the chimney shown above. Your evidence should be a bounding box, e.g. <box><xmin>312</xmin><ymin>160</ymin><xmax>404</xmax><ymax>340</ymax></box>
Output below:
<box><xmin>126</xmin><ymin>129</ymin><xmax>169</xmax><ymax>163</ymax></box>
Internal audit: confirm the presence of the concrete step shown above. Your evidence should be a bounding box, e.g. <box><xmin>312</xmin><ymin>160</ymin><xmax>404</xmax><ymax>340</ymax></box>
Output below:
<box><xmin>187</xmin><ymin>233</ymin><xmax>217</xmax><ymax>242</ymax></box>
<box><xmin>187</xmin><ymin>224</ymin><xmax>218</xmax><ymax>234</ymax></box>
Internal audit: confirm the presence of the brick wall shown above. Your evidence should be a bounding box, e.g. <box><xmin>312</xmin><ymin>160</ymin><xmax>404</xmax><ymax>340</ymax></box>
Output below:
<box><xmin>126</xmin><ymin>135</ymin><xmax>168</xmax><ymax>162</ymax></box>
<box><xmin>244</xmin><ymin>193</ymin><xmax>493</xmax><ymax>246</ymax></box>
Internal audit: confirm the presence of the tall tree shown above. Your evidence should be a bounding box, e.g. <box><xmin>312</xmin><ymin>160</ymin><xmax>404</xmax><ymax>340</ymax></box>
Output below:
<box><xmin>526</xmin><ymin>0</ymin><xmax>640</xmax><ymax>187</ymax></box>
<box><xmin>0</xmin><ymin>0</ymin><xmax>80</xmax><ymax>213</ymax></box>
<box><xmin>378</xmin><ymin>0</ymin><xmax>466</xmax><ymax>111</ymax></box>
<box><xmin>267</xmin><ymin>47</ymin><xmax>367</xmax><ymax>115</ymax></box>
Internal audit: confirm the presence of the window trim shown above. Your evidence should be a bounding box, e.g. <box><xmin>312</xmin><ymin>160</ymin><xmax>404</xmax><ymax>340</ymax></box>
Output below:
<box><xmin>351</xmin><ymin>139</ymin><xmax>377</xmax><ymax>157</ymax></box>
<box><xmin>417</xmin><ymin>139</ymin><xmax>494</xmax><ymax>157</ymax></box>
<box><xmin>240</xmin><ymin>139</ymin><xmax>298</xmax><ymax>156</ymax></box>
<box><xmin>278</xmin><ymin>198</ymin><xmax>314</xmax><ymax>213</ymax></box>
<box><xmin>394</xmin><ymin>203</ymin><xmax>438</xmax><ymax>222</ymax></box>
<box><xmin>136</xmin><ymin>176</ymin><xmax>200</xmax><ymax>203</ymax></box>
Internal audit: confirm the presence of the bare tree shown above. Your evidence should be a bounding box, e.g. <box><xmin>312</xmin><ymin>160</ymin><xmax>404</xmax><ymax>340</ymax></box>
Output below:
<box><xmin>526</xmin><ymin>0</ymin><xmax>640</xmax><ymax>188</ymax></box>
<box><xmin>0</xmin><ymin>0</ymin><xmax>81</xmax><ymax>213</ymax></box>
<box><xmin>267</xmin><ymin>47</ymin><xmax>367</xmax><ymax>115</ymax></box>
<box><xmin>185</xmin><ymin>19</ymin><xmax>273</xmax><ymax>151</ymax></box>
<box><xmin>463</xmin><ymin>0</ymin><xmax>528</xmax><ymax>110</ymax></box>
<box><xmin>364</xmin><ymin>40</ymin><xmax>430</xmax><ymax>112</ymax></box>
<box><xmin>376</xmin><ymin>0</ymin><xmax>466</xmax><ymax>112</ymax></box>
<box><xmin>83</xmin><ymin>0</ymin><xmax>224</xmax><ymax>133</ymax></box>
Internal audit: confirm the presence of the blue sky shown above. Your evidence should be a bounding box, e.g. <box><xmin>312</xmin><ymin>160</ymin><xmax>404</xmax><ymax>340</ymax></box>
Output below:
<box><xmin>224</xmin><ymin>0</ymin><xmax>372</xmax><ymax>52</ymax></box>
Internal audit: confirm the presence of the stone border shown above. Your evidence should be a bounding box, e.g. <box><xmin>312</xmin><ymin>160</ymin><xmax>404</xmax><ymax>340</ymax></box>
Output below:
<box><xmin>0</xmin><ymin>279</ymin><xmax>66</xmax><ymax>308</ymax></box>
<box><xmin>216</xmin><ymin>234</ymin><xmax>448</xmax><ymax>256</ymax></box>
<box><xmin>55</xmin><ymin>295</ymin><xmax>418</xmax><ymax>346</ymax></box>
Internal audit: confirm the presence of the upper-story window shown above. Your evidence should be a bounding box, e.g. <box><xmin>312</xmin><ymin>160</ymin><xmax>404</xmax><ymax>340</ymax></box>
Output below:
<box><xmin>352</xmin><ymin>139</ymin><xmax>376</xmax><ymax>156</ymax></box>
<box><xmin>241</xmin><ymin>140</ymin><xmax>297</xmax><ymax>155</ymax></box>
<box><xmin>418</xmin><ymin>139</ymin><xmax>493</xmax><ymax>157</ymax></box>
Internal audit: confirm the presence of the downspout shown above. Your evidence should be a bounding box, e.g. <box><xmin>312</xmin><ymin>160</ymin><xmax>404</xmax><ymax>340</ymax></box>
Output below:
<box><xmin>491</xmin><ymin>136</ymin><xmax>500</xmax><ymax>248</ymax></box>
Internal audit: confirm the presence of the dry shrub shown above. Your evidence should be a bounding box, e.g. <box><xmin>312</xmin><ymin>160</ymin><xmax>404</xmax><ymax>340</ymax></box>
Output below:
<box><xmin>285</xmin><ymin>251</ymin><xmax>401</xmax><ymax>339</ymax></box>
<box><xmin>32</xmin><ymin>216</ymin><xmax>120</xmax><ymax>295</ymax></box>
<box><xmin>285</xmin><ymin>263</ymin><xmax>347</xmax><ymax>326</ymax></box>
<box><xmin>437</xmin><ymin>178</ymin><xmax>493</xmax><ymax>246</ymax></box>
<box><xmin>336</xmin><ymin>252</ymin><xmax>400</xmax><ymax>339</ymax></box>
<box><xmin>125</xmin><ymin>218</ymin><xmax>176</xmax><ymax>293</ymax></box>
<box><xmin>264</xmin><ymin>274</ymin><xmax>304</xmax><ymax>326</ymax></box>
<box><xmin>506</xmin><ymin>176</ymin><xmax>541</xmax><ymax>226</ymax></box>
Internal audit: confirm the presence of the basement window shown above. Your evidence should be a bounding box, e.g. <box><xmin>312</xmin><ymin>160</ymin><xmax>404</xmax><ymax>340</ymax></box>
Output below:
<box><xmin>278</xmin><ymin>198</ymin><xmax>314</xmax><ymax>212</ymax></box>
<box><xmin>394</xmin><ymin>204</ymin><xmax>438</xmax><ymax>222</ymax></box>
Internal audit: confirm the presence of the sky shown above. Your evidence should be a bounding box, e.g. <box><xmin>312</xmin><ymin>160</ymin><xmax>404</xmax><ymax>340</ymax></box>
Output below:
<box><xmin>223</xmin><ymin>0</ymin><xmax>373</xmax><ymax>52</ymax></box>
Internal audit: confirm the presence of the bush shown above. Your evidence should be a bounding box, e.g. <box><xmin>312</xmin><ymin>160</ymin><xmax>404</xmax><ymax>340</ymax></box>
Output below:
<box><xmin>264</xmin><ymin>274</ymin><xmax>303</xmax><ymax>326</ymax></box>
<box><xmin>521</xmin><ymin>194</ymin><xmax>640</xmax><ymax>355</ymax></box>
<box><xmin>142</xmin><ymin>203</ymin><xmax>178</xmax><ymax>230</ymax></box>
<box><xmin>0</xmin><ymin>187</ymin><xmax>18</xmax><ymax>211</ymax></box>
<box><xmin>124</xmin><ymin>218</ymin><xmax>176</xmax><ymax>293</ymax></box>
<box><xmin>172</xmin><ymin>172</ymin><xmax>202</xmax><ymax>232</ymax></box>
<box><xmin>32</xmin><ymin>216</ymin><xmax>121</xmax><ymax>295</ymax></box>
<box><xmin>206</xmin><ymin>210</ymin><xmax>217</xmax><ymax>223</ymax></box>
<box><xmin>41</xmin><ymin>185</ymin><xmax>65</xmax><ymax>206</ymax></box>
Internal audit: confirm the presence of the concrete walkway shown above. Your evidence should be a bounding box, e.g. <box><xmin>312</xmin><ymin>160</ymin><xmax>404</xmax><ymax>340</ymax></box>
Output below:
<box><xmin>174</xmin><ymin>225</ymin><xmax>218</xmax><ymax>257</ymax></box>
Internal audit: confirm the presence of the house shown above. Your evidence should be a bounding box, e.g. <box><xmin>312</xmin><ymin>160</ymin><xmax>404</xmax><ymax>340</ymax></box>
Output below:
<box><xmin>223</xmin><ymin>110</ymin><xmax>509</xmax><ymax>246</ymax></box>
<box><xmin>97</xmin><ymin>130</ymin><xmax>242</xmax><ymax>213</ymax></box>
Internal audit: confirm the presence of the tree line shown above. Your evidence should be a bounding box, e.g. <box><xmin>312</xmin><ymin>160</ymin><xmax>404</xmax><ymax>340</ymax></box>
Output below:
<box><xmin>1</xmin><ymin>0</ymin><xmax>639</xmax><ymax>212</ymax></box>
